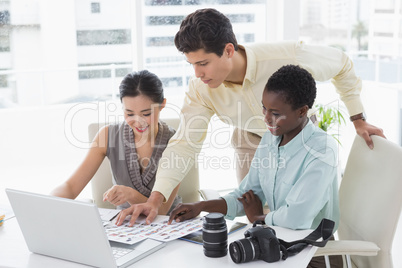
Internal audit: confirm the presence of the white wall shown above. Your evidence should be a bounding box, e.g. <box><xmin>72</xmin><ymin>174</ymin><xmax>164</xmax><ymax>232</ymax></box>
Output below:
<box><xmin>315</xmin><ymin>81</ymin><xmax>401</xmax><ymax>172</ymax></box>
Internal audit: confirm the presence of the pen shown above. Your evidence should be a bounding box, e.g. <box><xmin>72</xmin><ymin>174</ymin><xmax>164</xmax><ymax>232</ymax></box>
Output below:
<box><xmin>109</xmin><ymin>211</ymin><xmax>120</xmax><ymax>222</ymax></box>
<box><xmin>177</xmin><ymin>211</ymin><xmax>186</xmax><ymax>216</ymax></box>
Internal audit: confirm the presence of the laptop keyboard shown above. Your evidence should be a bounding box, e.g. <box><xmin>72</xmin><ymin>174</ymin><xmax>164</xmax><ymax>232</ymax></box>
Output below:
<box><xmin>112</xmin><ymin>246</ymin><xmax>133</xmax><ymax>259</ymax></box>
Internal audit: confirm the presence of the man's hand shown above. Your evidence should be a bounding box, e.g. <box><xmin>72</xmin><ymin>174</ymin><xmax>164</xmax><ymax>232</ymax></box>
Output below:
<box><xmin>168</xmin><ymin>203</ymin><xmax>202</xmax><ymax>224</ymax></box>
<box><xmin>353</xmin><ymin>119</ymin><xmax>386</xmax><ymax>149</ymax></box>
<box><xmin>238</xmin><ymin>190</ymin><xmax>265</xmax><ymax>223</ymax></box>
<box><xmin>115</xmin><ymin>191</ymin><xmax>164</xmax><ymax>226</ymax></box>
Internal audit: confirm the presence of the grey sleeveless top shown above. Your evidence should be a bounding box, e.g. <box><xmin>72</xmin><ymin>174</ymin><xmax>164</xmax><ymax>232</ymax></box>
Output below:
<box><xmin>106</xmin><ymin>120</ymin><xmax>182</xmax><ymax>212</ymax></box>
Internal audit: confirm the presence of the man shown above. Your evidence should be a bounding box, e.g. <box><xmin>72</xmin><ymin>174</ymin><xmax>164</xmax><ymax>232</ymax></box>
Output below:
<box><xmin>116</xmin><ymin>8</ymin><xmax>385</xmax><ymax>225</ymax></box>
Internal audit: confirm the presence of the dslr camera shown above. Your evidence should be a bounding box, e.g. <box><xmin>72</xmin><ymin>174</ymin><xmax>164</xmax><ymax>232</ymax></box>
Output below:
<box><xmin>229</xmin><ymin>221</ymin><xmax>282</xmax><ymax>263</ymax></box>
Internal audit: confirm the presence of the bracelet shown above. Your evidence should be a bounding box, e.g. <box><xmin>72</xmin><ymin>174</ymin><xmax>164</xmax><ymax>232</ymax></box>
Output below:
<box><xmin>350</xmin><ymin>113</ymin><xmax>366</xmax><ymax>122</ymax></box>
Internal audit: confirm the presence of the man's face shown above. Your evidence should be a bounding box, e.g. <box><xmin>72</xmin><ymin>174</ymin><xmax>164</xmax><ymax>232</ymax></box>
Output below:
<box><xmin>185</xmin><ymin>48</ymin><xmax>232</xmax><ymax>88</ymax></box>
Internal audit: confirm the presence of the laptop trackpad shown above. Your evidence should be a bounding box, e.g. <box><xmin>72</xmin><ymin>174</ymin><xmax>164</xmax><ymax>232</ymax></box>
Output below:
<box><xmin>111</xmin><ymin>239</ymin><xmax>165</xmax><ymax>266</ymax></box>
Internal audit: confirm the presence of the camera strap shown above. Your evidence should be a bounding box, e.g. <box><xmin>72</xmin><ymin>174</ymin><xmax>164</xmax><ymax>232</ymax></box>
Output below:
<box><xmin>277</xmin><ymin>218</ymin><xmax>335</xmax><ymax>260</ymax></box>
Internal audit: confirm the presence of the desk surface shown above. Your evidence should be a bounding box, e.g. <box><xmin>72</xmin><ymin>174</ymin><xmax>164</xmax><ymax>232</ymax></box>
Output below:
<box><xmin>0</xmin><ymin>216</ymin><xmax>317</xmax><ymax>268</ymax></box>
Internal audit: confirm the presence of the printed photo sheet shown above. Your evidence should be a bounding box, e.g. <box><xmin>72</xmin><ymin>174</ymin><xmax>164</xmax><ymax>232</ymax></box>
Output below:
<box><xmin>104</xmin><ymin>215</ymin><xmax>203</xmax><ymax>245</ymax></box>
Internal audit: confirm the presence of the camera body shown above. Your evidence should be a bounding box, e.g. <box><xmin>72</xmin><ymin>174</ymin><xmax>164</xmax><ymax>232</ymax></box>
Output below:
<box><xmin>245</xmin><ymin>225</ymin><xmax>281</xmax><ymax>262</ymax></box>
<box><xmin>229</xmin><ymin>223</ymin><xmax>281</xmax><ymax>263</ymax></box>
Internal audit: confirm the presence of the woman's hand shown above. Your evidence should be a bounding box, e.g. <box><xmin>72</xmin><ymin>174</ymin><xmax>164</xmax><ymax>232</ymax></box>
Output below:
<box><xmin>103</xmin><ymin>185</ymin><xmax>136</xmax><ymax>206</ymax></box>
<box><xmin>238</xmin><ymin>190</ymin><xmax>265</xmax><ymax>223</ymax></box>
<box><xmin>168</xmin><ymin>202</ymin><xmax>202</xmax><ymax>224</ymax></box>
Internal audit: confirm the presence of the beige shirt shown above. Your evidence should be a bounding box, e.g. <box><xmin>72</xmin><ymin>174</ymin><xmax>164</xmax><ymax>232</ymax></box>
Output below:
<box><xmin>154</xmin><ymin>41</ymin><xmax>363</xmax><ymax>200</ymax></box>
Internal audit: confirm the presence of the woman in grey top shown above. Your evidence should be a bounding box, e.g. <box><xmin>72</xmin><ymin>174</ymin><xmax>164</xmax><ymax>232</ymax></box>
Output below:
<box><xmin>51</xmin><ymin>70</ymin><xmax>181</xmax><ymax>215</ymax></box>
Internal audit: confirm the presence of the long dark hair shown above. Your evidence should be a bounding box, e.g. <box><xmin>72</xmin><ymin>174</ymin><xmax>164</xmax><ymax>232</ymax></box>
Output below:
<box><xmin>119</xmin><ymin>70</ymin><xmax>164</xmax><ymax>104</ymax></box>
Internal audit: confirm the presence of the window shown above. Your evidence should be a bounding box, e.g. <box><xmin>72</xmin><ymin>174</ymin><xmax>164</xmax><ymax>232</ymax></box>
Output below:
<box><xmin>146</xmin><ymin>16</ymin><xmax>184</xmax><ymax>26</ymax></box>
<box><xmin>146</xmin><ymin>36</ymin><xmax>174</xmax><ymax>47</ymax></box>
<box><xmin>236</xmin><ymin>33</ymin><xmax>254</xmax><ymax>43</ymax></box>
<box><xmin>79</xmin><ymin>69</ymin><xmax>111</xmax><ymax>80</ymax></box>
<box><xmin>145</xmin><ymin>0</ymin><xmax>182</xmax><ymax>5</ymax></box>
<box><xmin>227</xmin><ymin>14</ymin><xmax>254</xmax><ymax>23</ymax></box>
<box><xmin>373</xmin><ymin>32</ymin><xmax>394</xmax><ymax>37</ymax></box>
<box><xmin>0</xmin><ymin>10</ymin><xmax>10</xmax><ymax>52</ymax></box>
<box><xmin>115</xmin><ymin>67</ymin><xmax>132</xmax><ymax>77</ymax></box>
<box><xmin>146</xmin><ymin>56</ymin><xmax>184</xmax><ymax>64</ymax></box>
<box><xmin>77</xmin><ymin>30</ymin><xmax>131</xmax><ymax>46</ymax></box>
<box><xmin>0</xmin><ymin>73</ymin><xmax>7</xmax><ymax>87</ymax></box>
<box><xmin>0</xmin><ymin>28</ymin><xmax>9</xmax><ymax>52</ymax></box>
<box><xmin>78</xmin><ymin>64</ymin><xmax>131</xmax><ymax>80</ymax></box>
<box><xmin>160</xmin><ymin>76</ymin><xmax>183</xmax><ymax>87</ymax></box>
<box><xmin>145</xmin><ymin>0</ymin><xmax>265</xmax><ymax>6</ymax></box>
<box><xmin>0</xmin><ymin>0</ymin><xmax>267</xmax><ymax>107</ymax></box>
<box><xmin>91</xmin><ymin>2</ymin><xmax>100</xmax><ymax>13</ymax></box>
<box><xmin>0</xmin><ymin>10</ymin><xmax>10</xmax><ymax>24</ymax></box>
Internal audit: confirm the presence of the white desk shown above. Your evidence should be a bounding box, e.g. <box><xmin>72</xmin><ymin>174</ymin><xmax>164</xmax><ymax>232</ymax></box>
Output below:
<box><xmin>0</xmin><ymin>216</ymin><xmax>317</xmax><ymax>268</ymax></box>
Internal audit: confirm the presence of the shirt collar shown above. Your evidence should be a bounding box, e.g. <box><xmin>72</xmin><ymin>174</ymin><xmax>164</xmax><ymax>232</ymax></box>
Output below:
<box><xmin>271</xmin><ymin>119</ymin><xmax>315</xmax><ymax>157</ymax></box>
<box><xmin>240</xmin><ymin>44</ymin><xmax>257</xmax><ymax>85</ymax></box>
<box><xmin>279</xmin><ymin>120</ymin><xmax>315</xmax><ymax>157</ymax></box>
<box><xmin>221</xmin><ymin>44</ymin><xmax>256</xmax><ymax>88</ymax></box>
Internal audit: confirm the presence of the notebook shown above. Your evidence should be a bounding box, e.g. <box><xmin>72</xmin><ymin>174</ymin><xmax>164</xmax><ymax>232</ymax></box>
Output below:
<box><xmin>6</xmin><ymin>188</ymin><xmax>165</xmax><ymax>268</ymax></box>
<box><xmin>179</xmin><ymin>220</ymin><xmax>247</xmax><ymax>245</ymax></box>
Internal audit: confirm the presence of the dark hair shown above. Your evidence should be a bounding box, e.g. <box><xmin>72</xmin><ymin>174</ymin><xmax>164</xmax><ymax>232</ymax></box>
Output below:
<box><xmin>119</xmin><ymin>70</ymin><xmax>164</xmax><ymax>104</ymax></box>
<box><xmin>174</xmin><ymin>8</ymin><xmax>238</xmax><ymax>56</ymax></box>
<box><xmin>265</xmin><ymin>65</ymin><xmax>316</xmax><ymax>110</ymax></box>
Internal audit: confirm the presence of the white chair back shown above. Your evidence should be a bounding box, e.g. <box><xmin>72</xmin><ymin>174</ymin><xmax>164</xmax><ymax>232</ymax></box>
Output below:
<box><xmin>338</xmin><ymin>135</ymin><xmax>402</xmax><ymax>267</ymax></box>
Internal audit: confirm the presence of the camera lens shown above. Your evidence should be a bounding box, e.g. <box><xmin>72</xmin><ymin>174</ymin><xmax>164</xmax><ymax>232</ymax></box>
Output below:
<box><xmin>229</xmin><ymin>237</ymin><xmax>260</xmax><ymax>263</ymax></box>
<box><xmin>202</xmin><ymin>213</ymin><xmax>228</xmax><ymax>257</ymax></box>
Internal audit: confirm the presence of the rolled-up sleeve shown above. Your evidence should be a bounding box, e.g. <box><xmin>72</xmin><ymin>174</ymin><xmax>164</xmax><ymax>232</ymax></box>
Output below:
<box><xmin>295</xmin><ymin>41</ymin><xmax>364</xmax><ymax>116</ymax></box>
<box><xmin>222</xmin><ymin>145</ymin><xmax>267</xmax><ymax>220</ymax></box>
<box><xmin>153</xmin><ymin>79</ymin><xmax>214</xmax><ymax>201</ymax></box>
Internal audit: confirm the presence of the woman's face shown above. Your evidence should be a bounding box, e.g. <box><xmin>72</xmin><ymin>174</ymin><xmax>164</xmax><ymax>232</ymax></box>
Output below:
<box><xmin>262</xmin><ymin>90</ymin><xmax>307</xmax><ymax>144</ymax></box>
<box><xmin>122</xmin><ymin>94</ymin><xmax>165</xmax><ymax>138</ymax></box>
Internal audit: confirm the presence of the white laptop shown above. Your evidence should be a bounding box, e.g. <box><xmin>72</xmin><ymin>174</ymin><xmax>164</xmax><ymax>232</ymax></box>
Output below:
<box><xmin>6</xmin><ymin>188</ymin><xmax>165</xmax><ymax>268</ymax></box>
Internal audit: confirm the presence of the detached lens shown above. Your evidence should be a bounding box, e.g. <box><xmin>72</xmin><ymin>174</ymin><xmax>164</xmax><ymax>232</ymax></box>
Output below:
<box><xmin>202</xmin><ymin>213</ymin><xmax>228</xmax><ymax>257</ymax></box>
<box><xmin>229</xmin><ymin>238</ymin><xmax>260</xmax><ymax>263</ymax></box>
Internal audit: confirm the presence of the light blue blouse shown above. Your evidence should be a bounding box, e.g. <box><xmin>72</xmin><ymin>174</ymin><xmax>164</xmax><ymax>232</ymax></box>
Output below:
<box><xmin>223</xmin><ymin>120</ymin><xmax>340</xmax><ymax>230</ymax></box>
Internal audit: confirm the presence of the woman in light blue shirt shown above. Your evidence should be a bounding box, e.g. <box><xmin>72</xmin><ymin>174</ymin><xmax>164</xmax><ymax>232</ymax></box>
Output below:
<box><xmin>168</xmin><ymin>65</ymin><xmax>340</xmax><ymax>232</ymax></box>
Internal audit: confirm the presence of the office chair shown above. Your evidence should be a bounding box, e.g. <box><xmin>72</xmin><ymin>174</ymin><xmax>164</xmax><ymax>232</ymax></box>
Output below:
<box><xmin>314</xmin><ymin>135</ymin><xmax>402</xmax><ymax>268</ymax></box>
<box><xmin>87</xmin><ymin>118</ymin><xmax>200</xmax><ymax>209</ymax></box>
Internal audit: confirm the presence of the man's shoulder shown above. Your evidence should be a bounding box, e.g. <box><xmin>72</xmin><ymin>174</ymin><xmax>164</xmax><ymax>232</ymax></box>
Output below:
<box><xmin>243</xmin><ymin>41</ymin><xmax>299</xmax><ymax>64</ymax></box>
<box><xmin>244</xmin><ymin>41</ymin><xmax>298</xmax><ymax>52</ymax></box>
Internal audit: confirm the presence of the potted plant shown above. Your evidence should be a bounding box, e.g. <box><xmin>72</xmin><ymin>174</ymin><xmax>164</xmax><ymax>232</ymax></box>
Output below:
<box><xmin>313</xmin><ymin>103</ymin><xmax>346</xmax><ymax>145</ymax></box>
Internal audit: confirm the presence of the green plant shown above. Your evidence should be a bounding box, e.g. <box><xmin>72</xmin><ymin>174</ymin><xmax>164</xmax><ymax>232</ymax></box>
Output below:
<box><xmin>314</xmin><ymin>103</ymin><xmax>346</xmax><ymax>145</ymax></box>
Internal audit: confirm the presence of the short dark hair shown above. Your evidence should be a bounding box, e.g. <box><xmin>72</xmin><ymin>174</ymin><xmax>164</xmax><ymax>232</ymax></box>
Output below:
<box><xmin>119</xmin><ymin>70</ymin><xmax>164</xmax><ymax>104</ymax></box>
<box><xmin>265</xmin><ymin>65</ymin><xmax>316</xmax><ymax>110</ymax></box>
<box><xmin>174</xmin><ymin>8</ymin><xmax>238</xmax><ymax>56</ymax></box>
